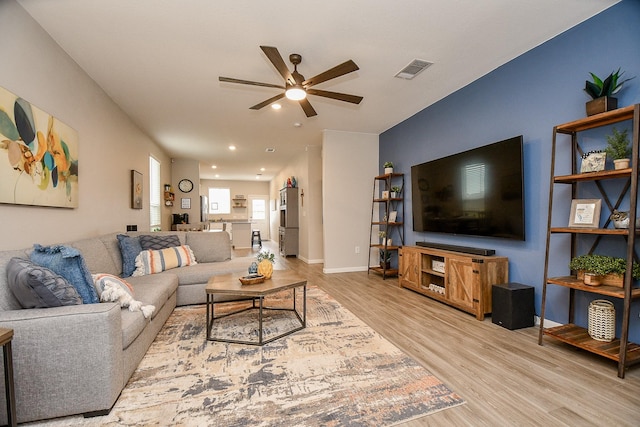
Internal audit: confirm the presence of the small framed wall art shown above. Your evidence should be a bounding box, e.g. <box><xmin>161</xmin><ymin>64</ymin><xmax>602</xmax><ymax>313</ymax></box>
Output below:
<box><xmin>131</xmin><ymin>170</ymin><xmax>143</xmax><ymax>209</ymax></box>
<box><xmin>181</xmin><ymin>198</ymin><xmax>191</xmax><ymax>209</ymax></box>
<box><xmin>569</xmin><ymin>199</ymin><xmax>601</xmax><ymax>228</ymax></box>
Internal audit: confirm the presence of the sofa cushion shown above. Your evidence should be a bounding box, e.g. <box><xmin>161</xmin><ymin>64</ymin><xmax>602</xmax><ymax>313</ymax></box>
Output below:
<box><xmin>92</xmin><ymin>273</ymin><xmax>155</xmax><ymax>318</ymax></box>
<box><xmin>186</xmin><ymin>231</ymin><xmax>231</xmax><ymax>262</ymax></box>
<box><xmin>120</xmin><ymin>274</ymin><xmax>178</xmax><ymax>349</ymax></box>
<box><xmin>7</xmin><ymin>257</ymin><xmax>83</xmax><ymax>308</ymax></box>
<box><xmin>30</xmin><ymin>244</ymin><xmax>100</xmax><ymax>304</ymax></box>
<box><xmin>132</xmin><ymin>245</ymin><xmax>197</xmax><ymax>276</ymax></box>
<box><xmin>117</xmin><ymin>234</ymin><xmax>142</xmax><ymax>277</ymax></box>
<box><xmin>69</xmin><ymin>236</ymin><xmax>119</xmax><ymax>276</ymax></box>
<box><xmin>138</xmin><ymin>234</ymin><xmax>180</xmax><ymax>251</ymax></box>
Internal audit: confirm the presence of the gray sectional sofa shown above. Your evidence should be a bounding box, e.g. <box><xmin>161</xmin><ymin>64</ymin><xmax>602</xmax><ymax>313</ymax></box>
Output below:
<box><xmin>0</xmin><ymin>230</ymin><xmax>252</xmax><ymax>424</ymax></box>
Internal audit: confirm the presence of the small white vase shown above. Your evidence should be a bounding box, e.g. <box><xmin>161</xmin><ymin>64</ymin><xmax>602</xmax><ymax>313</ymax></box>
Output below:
<box><xmin>614</xmin><ymin>159</ymin><xmax>630</xmax><ymax>170</ymax></box>
<box><xmin>384</xmin><ymin>167</ymin><xmax>393</xmax><ymax>175</ymax></box>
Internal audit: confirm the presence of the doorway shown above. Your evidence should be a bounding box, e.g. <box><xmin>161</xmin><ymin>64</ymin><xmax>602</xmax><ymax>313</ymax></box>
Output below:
<box><xmin>249</xmin><ymin>195</ymin><xmax>270</xmax><ymax>241</ymax></box>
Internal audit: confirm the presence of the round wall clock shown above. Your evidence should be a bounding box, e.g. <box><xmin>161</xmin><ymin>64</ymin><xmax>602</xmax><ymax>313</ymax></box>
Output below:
<box><xmin>178</xmin><ymin>179</ymin><xmax>193</xmax><ymax>193</ymax></box>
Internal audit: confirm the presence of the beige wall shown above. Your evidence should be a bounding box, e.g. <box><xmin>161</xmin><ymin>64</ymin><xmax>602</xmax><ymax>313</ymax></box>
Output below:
<box><xmin>270</xmin><ymin>144</ymin><xmax>323</xmax><ymax>264</ymax></box>
<box><xmin>322</xmin><ymin>130</ymin><xmax>379</xmax><ymax>273</ymax></box>
<box><xmin>0</xmin><ymin>1</ymin><xmax>172</xmax><ymax>250</ymax></box>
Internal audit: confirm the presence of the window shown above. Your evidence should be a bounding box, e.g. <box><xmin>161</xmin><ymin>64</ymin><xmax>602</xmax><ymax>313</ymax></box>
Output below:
<box><xmin>208</xmin><ymin>188</ymin><xmax>230</xmax><ymax>214</ymax></box>
<box><xmin>149</xmin><ymin>156</ymin><xmax>161</xmax><ymax>231</ymax></box>
<box><xmin>252</xmin><ymin>198</ymin><xmax>266</xmax><ymax>220</ymax></box>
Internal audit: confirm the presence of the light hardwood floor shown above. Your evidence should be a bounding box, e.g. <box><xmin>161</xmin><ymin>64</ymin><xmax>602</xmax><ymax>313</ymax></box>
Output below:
<box><xmin>251</xmin><ymin>242</ymin><xmax>640</xmax><ymax>426</ymax></box>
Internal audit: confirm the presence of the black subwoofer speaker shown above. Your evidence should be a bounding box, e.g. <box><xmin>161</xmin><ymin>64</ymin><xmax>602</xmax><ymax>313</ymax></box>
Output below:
<box><xmin>491</xmin><ymin>282</ymin><xmax>534</xmax><ymax>330</ymax></box>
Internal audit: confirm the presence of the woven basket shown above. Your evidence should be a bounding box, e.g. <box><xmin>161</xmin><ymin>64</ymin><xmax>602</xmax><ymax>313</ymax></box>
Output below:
<box><xmin>588</xmin><ymin>299</ymin><xmax>615</xmax><ymax>342</ymax></box>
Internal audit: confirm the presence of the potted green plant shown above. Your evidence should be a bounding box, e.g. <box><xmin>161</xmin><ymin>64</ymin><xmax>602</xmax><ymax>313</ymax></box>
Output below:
<box><xmin>605</xmin><ymin>127</ymin><xmax>631</xmax><ymax>169</ymax></box>
<box><xmin>378</xmin><ymin>231</ymin><xmax>391</xmax><ymax>246</ymax></box>
<box><xmin>383</xmin><ymin>162</ymin><xmax>393</xmax><ymax>175</ymax></box>
<box><xmin>584</xmin><ymin>68</ymin><xmax>634</xmax><ymax>116</ymax></box>
<box><xmin>569</xmin><ymin>254</ymin><xmax>640</xmax><ymax>286</ymax></box>
<box><xmin>379</xmin><ymin>249</ymin><xmax>391</xmax><ymax>269</ymax></box>
<box><xmin>390</xmin><ymin>185</ymin><xmax>401</xmax><ymax>198</ymax></box>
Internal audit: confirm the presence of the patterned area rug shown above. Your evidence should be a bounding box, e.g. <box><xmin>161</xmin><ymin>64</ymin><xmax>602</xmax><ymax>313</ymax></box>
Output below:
<box><xmin>30</xmin><ymin>287</ymin><xmax>464</xmax><ymax>426</ymax></box>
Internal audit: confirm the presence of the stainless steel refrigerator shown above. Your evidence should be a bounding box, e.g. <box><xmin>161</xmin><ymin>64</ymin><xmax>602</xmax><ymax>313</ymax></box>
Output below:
<box><xmin>200</xmin><ymin>195</ymin><xmax>208</xmax><ymax>222</ymax></box>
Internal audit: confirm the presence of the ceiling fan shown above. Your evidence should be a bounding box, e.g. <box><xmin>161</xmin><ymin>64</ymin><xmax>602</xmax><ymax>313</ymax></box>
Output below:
<box><xmin>219</xmin><ymin>46</ymin><xmax>363</xmax><ymax>117</ymax></box>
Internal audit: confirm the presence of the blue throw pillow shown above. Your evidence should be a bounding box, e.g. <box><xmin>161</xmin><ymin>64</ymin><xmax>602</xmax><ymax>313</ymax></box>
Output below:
<box><xmin>117</xmin><ymin>234</ymin><xmax>142</xmax><ymax>277</ymax></box>
<box><xmin>30</xmin><ymin>244</ymin><xmax>99</xmax><ymax>304</ymax></box>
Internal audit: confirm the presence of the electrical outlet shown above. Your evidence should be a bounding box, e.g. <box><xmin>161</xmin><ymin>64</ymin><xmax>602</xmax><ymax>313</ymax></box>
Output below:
<box><xmin>355</xmin><ymin>246</ymin><xmax>360</xmax><ymax>254</ymax></box>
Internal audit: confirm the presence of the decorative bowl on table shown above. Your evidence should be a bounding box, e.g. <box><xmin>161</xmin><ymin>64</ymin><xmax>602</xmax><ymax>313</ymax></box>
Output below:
<box><xmin>239</xmin><ymin>274</ymin><xmax>265</xmax><ymax>285</ymax></box>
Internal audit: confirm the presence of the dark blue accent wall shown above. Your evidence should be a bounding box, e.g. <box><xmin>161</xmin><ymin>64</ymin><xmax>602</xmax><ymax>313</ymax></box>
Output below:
<box><xmin>380</xmin><ymin>1</ymin><xmax>640</xmax><ymax>341</ymax></box>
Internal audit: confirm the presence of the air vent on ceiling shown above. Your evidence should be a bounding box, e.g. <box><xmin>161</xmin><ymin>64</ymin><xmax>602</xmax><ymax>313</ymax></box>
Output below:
<box><xmin>394</xmin><ymin>59</ymin><xmax>433</xmax><ymax>80</ymax></box>
<box><xmin>265</xmin><ymin>148</ymin><xmax>276</xmax><ymax>153</ymax></box>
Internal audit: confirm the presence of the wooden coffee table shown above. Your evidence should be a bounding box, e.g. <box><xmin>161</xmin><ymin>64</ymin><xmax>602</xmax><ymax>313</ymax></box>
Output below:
<box><xmin>205</xmin><ymin>271</ymin><xmax>307</xmax><ymax>345</ymax></box>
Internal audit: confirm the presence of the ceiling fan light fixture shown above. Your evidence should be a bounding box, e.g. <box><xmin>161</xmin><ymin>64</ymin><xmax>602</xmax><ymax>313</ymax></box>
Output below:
<box><xmin>285</xmin><ymin>85</ymin><xmax>306</xmax><ymax>101</ymax></box>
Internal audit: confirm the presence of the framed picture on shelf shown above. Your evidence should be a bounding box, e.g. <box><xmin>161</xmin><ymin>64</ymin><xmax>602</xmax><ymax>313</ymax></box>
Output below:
<box><xmin>381</xmin><ymin>190</ymin><xmax>389</xmax><ymax>199</ymax></box>
<box><xmin>580</xmin><ymin>151</ymin><xmax>606</xmax><ymax>173</ymax></box>
<box><xmin>388</xmin><ymin>211</ymin><xmax>397</xmax><ymax>223</ymax></box>
<box><xmin>569</xmin><ymin>199</ymin><xmax>601</xmax><ymax>228</ymax></box>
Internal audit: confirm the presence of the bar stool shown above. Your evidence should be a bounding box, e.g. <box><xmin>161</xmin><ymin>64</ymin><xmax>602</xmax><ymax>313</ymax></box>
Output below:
<box><xmin>251</xmin><ymin>229</ymin><xmax>262</xmax><ymax>248</ymax></box>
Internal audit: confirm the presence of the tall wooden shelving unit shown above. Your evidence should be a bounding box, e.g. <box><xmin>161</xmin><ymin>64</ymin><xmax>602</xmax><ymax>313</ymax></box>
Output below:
<box><xmin>368</xmin><ymin>173</ymin><xmax>404</xmax><ymax>279</ymax></box>
<box><xmin>538</xmin><ymin>104</ymin><xmax>640</xmax><ymax>378</ymax></box>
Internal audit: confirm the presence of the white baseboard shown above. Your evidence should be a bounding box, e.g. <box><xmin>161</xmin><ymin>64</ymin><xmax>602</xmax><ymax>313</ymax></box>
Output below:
<box><xmin>323</xmin><ymin>266</ymin><xmax>369</xmax><ymax>274</ymax></box>
<box><xmin>535</xmin><ymin>316</ymin><xmax>562</xmax><ymax>328</ymax></box>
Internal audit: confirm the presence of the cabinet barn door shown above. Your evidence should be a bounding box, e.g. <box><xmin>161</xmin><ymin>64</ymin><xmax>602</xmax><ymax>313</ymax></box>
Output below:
<box><xmin>399</xmin><ymin>247</ymin><xmax>419</xmax><ymax>289</ymax></box>
<box><xmin>447</xmin><ymin>258</ymin><xmax>477</xmax><ymax>312</ymax></box>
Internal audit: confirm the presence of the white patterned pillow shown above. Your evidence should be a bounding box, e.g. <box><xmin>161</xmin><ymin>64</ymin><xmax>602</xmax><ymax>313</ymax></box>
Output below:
<box><xmin>92</xmin><ymin>273</ymin><xmax>155</xmax><ymax>318</ymax></box>
<box><xmin>132</xmin><ymin>245</ymin><xmax>197</xmax><ymax>276</ymax></box>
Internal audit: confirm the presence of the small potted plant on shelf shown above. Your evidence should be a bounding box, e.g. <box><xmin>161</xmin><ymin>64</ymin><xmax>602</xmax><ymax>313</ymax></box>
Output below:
<box><xmin>383</xmin><ymin>162</ymin><xmax>393</xmax><ymax>175</ymax></box>
<box><xmin>256</xmin><ymin>249</ymin><xmax>275</xmax><ymax>279</ymax></box>
<box><xmin>605</xmin><ymin>127</ymin><xmax>631</xmax><ymax>170</ymax></box>
<box><xmin>390</xmin><ymin>186</ymin><xmax>402</xmax><ymax>198</ymax></box>
<box><xmin>584</xmin><ymin>68</ymin><xmax>634</xmax><ymax>116</ymax></box>
<box><xmin>378</xmin><ymin>231</ymin><xmax>391</xmax><ymax>246</ymax></box>
<box><xmin>379</xmin><ymin>249</ymin><xmax>391</xmax><ymax>269</ymax></box>
<box><xmin>569</xmin><ymin>254</ymin><xmax>640</xmax><ymax>286</ymax></box>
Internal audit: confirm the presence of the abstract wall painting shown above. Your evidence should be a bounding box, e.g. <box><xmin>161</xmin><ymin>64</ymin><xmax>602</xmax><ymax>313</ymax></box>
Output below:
<box><xmin>0</xmin><ymin>86</ymin><xmax>79</xmax><ymax>208</ymax></box>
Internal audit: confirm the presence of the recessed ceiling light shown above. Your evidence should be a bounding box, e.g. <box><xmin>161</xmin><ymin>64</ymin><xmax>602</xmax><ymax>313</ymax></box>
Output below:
<box><xmin>271</xmin><ymin>104</ymin><xmax>282</xmax><ymax>110</ymax></box>
<box><xmin>260</xmin><ymin>167</ymin><xmax>265</xmax><ymax>171</ymax></box>
<box><xmin>266</xmin><ymin>148</ymin><xmax>276</xmax><ymax>153</ymax></box>
<box><xmin>293</xmin><ymin>122</ymin><xmax>302</xmax><ymax>127</ymax></box>
<box><xmin>211</xmin><ymin>165</ymin><xmax>217</xmax><ymax>169</ymax></box>
<box><xmin>228</xmin><ymin>145</ymin><xmax>236</xmax><ymax>151</ymax></box>
<box><xmin>214</xmin><ymin>174</ymin><xmax>219</xmax><ymax>178</ymax></box>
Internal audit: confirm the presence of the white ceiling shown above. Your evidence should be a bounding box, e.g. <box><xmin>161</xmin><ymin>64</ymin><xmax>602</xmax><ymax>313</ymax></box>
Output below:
<box><xmin>18</xmin><ymin>0</ymin><xmax>618</xmax><ymax>181</ymax></box>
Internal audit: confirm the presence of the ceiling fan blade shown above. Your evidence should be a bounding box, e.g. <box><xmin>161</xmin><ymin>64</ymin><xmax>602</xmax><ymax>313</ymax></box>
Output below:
<box><xmin>250</xmin><ymin>93</ymin><xmax>286</xmax><ymax>110</ymax></box>
<box><xmin>219</xmin><ymin>76</ymin><xmax>284</xmax><ymax>89</ymax></box>
<box><xmin>302</xmin><ymin>60</ymin><xmax>359</xmax><ymax>88</ymax></box>
<box><xmin>306</xmin><ymin>89</ymin><xmax>363</xmax><ymax>104</ymax></box>
<box><xmin>260</xmin><ymin>46</ymin><xmax>294</xmax><ymax>85</ymax></box>
<box><xmin>298</xmin><ymin>98</ymin><xmax>317</xmax><ymax>117</ymax></box>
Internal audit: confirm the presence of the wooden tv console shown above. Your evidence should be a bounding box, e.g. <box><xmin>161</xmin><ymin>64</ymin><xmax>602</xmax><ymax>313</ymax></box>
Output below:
<box><xmin>398</xmin><ymin>245</ymin><xmax>508</xmax><ymax>320</ymax></box>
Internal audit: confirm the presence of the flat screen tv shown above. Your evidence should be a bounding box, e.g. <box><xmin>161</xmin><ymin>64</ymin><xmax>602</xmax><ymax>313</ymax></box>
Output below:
<box><xmin>411</xmin><ymin>135</ymin><xmax>525</xmax><ymax>240</ymax></box>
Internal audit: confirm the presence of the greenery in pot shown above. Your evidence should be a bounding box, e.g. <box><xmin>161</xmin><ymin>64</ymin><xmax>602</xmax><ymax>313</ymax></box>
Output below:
<box><xmin>256</xmin><ymin>249</ymin><xmax>275</xmax><ymax>263</ymax></box>
<box><xmin>383</xmin><ymin>161</ymin><xmax>393</xmax><ymax>168</ymax></box>
<box><xmin>379</xmin><ymin>249</ymin><xmax>391</xmax><ymax>267</ymax></box>
<box><xmin>391</xmin><ymin>186</ymin><xmax>402</xmax><ymax>193</ymax></box>
<box><xmin>584</xmin><ymin>68</ymin><xmax>634</xmax><ymax>100</ymax></box>
<box><xmin>569</xmin><ymin>254</ymin><xmax>640</xmax><ymax>279</ymax></box>
<box><xmin>605</xmin><ymin>127</ymin><xmax>631</xmax><ymax>160</ymax></box>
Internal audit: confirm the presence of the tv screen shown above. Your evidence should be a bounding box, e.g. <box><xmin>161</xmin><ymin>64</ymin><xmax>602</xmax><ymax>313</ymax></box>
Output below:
<box><xmin>411</xmin><ymin>135</ymin><xmax>525</xmax><ymax>240</ymax></box>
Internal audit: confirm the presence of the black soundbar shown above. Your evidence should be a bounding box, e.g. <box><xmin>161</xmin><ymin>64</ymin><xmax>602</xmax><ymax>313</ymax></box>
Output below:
<box><xmin>415</xmin><ymin>241</ymin><xmax>495</xmax><ymax>256</ymax></box>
